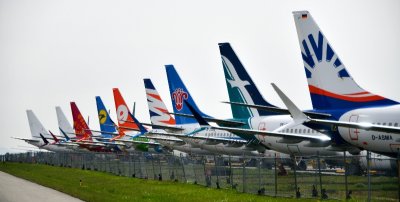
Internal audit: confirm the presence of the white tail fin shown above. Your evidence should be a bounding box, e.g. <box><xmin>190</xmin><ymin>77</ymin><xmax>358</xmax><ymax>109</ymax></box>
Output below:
<box><xmin>26</xmin><ymin>110</ymin><xmax>49</xmax><ymax>139</ymax></box>
<box><xmin>144</xmin><ymin>78</ymin><xmax>176</xmax><ymax>126</ymax></box>
<box><xmin>293</xmin><ymin>11</ymin><xmax>397</xmax><ymax>110</ymax></box>
<box><xmin>55</xmin><ymin>106</ymin><xmax>75</xmax><ymax>138</ymax></box>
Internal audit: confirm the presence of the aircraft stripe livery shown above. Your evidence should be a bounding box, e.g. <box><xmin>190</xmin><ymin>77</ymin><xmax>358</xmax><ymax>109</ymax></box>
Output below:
<box><xmin>293</xmin><ymin>11</ymin><xmax>398</xmax><ymax>111</ymax></box>
<box><xmin>144</xmin><ymin>78</ymin><xmax>176</xmax><ymax>126</ymax></box>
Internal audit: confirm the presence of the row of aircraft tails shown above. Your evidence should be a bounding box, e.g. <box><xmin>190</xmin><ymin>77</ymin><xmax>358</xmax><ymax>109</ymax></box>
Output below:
<box><xmin>14</xmin><ymin>11</ymin><xmax>399</xmax><ymax>172</ymax></box>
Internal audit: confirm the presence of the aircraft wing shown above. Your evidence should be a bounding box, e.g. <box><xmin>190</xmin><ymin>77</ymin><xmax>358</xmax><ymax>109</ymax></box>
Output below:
<box><xmin>208</xmin><ymin>125</ymin><xmax>330</xmax><ymax>142</ymax></box>
<box><xmin>146</xmin><ymin>131</ymin><xmax>249</xmax><ymax>144</ymax></box>
<box><xmin>222</xmin><ymin>101</ymin><xmax>331</xmax><ymax>119</ymax></box>
<box><xmin>113</xmin><ymin>139</ymin><xmax>161</xmax><ymax>146</ymax></box>
<box><xmin>169</xmin><ymin>112</ymin><xmax>245</xmax><ymax>127</ymax></box>
<box><xmin>144</xmin><ymin>135</ymin><xmax>185</xmax><ymax>143</ymax></box>
<box><xmin>308</xmin><ymin>118</ymin><xmax>400</xmax><ymax>135</ymax></box>
<box><xmin>141</xmin><ymin>122</ymin><xmax>184</xmax><ymax>132</ymax></box>
<box><xmin>270</xmin><ymin>83</ymin><xmax>400</xmax><ymax>137</ymax></box>
<box><xmin>12</xmin><ymin>137</ymin><xmax>41</xmax><ymax>142</ymax></box>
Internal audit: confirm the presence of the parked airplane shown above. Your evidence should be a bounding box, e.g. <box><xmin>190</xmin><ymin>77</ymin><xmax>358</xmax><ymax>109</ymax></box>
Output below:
<box><xmin>112</xmin><ymin>88</ymin><xmax>164</xmax><ymax>153</ymax></box>
<box><xmin>205</xmin><ymin>43</ymin><xmax>351</xmax><ymax>157</ymax></box>
<box><xmin>143</xmin><ymin>78</ymin><xmax>213</xmax><ymax>155</ymax></box>
<box><xmin>13</xmin><ymin>110</ymin><xmax>76</xmax><ymax>152</ymax></box>
<box><xmin>163</xmin><ymin>65</ymin><xmax>293</xmax><ymax>157</ymax></box>
<box><xmin>275</xmin><ymin>11</ymin><xmax>400</xmax><ymax>157</ymax></box>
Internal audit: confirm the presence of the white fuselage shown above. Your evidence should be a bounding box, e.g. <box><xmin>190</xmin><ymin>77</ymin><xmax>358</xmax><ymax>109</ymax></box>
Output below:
<box><xmin>150</xmin><ymin>124</ymin><xmax>262</xmax><ymax>156</ymax></box>
<box><xmin>337</xmin><ymin>105</ymin><xmax>400</xmax><ymax>155</ymax></box>
<box><xmin>248</xmin><ymin>115</ymin><xmax>341</xmax><ymax>156</ymax></box>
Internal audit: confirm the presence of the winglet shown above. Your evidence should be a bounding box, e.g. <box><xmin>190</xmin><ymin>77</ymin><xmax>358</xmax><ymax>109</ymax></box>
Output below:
<box><xmin>39</xmin><ymin>133</ymin><xmax>49</xmax><ymax>145</ymax></box>
<box><xmin>59</xmin><ymin>127</ymin><xmax>71</xmax><ymax>141</ymax></box>
<box><xmin>49</xmin><ymin>130</ymin><xmax>59</xmax><ymax>143</ymax></box>
<box><xmin>271</xmin><ymin>83</ymin><xmax>309</xmax><ymax>123</ymax></box>
<box><xmin>184</xmin><ymin>100</ymin><xmax>210</xmax><ymax>126</ymax></box>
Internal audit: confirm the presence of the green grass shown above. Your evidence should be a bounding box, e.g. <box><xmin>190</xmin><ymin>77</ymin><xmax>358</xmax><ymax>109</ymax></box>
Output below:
<box><xmin>0</xmin><ymin>162</ymin><xmax>323</xmax><ymax>202</ymax></box>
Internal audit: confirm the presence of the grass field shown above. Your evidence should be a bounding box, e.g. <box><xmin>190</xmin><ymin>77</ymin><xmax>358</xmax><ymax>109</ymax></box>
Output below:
<box><xmin>0</xmin><ymin>162</ymin><xmax>327</xmax><ymax>202</ymax></box>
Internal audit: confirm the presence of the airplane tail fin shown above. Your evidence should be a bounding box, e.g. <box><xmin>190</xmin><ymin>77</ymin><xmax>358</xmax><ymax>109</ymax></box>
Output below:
<box><xmin>49</xmin><ymin>130</ymin><xmax>60</xmax><ymax>143</ymax></box>
<box><xmin>218</xmin><ymin>43</ymin><xmax>279</xmax><ymax>119</ymax></box>
<box><xmin>144</xmin><ymin>78</ymin><xmax>176</xmax><ymax>127</ymax></box>
<box><xmin>112</xmin><ymin>88</ymin><xmax>140</xmax><ymax>132</ymax></box>
<box><xmin>26</xmin><ymin>110</ymin><xmax>49</xmax><ymax>140</ymax></box>
<box><xmin>96</xmin><ymin>96</ymin><xmax>117</xmax><ymax>138</ymax></box>
<box><xmin>55</xmin><ymin>106</ymin><xmax>75</xmax><ymax>138</ymax></box>
<box><xmin>293</xmin><ymin>11</ymin><xmax>398</xmax><ymax>110</ymax></box>
<box><xmin>165</xmin><ymin>65</ymin><xmax>211</xmax><ymax>125</ymax></box>
<box><xmin>70</xmin><ymin>102</ymin><xmax>92</xmax><ymax>140</ymax></box>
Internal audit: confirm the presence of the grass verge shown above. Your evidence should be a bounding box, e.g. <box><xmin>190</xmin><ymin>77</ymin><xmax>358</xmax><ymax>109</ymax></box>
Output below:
<box><xmin>0</xmin><ymin>162</ymin><xmax>326</xmax><ymax>202</ymax></box>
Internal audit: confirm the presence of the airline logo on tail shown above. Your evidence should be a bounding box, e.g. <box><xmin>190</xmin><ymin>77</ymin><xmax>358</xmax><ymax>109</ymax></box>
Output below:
<box><xmin>113</xmin><ymin>88</ymin><xmax>139</xmax><ymax>131</ymax></box>
<box><xmin>294</xmin><ymin>11</ymin><xmax>397</xmax><ymax>110</ymax></box>
<box><xmin>98</xmin><ymin>110</ymin><xmax>107</xmax><ymax>124</ymax></box>
<box><xmin>144</xmin><ymin>79</ymin><xmax>176</xmax><ymax>126</ymax></box>
<box><xmin>172</xmin><ymin>88</ymin><xmax>188</xmax><ymax>111</ymax></box>
<box><xmin>222</xmin><ymin>55</ymin><xmax>259</xmax><ymax>117</ymax></box>
<box><xmin>70</xmin><ymin>102</ymin><xmax>92</xmax><ymax>140</ymax></box>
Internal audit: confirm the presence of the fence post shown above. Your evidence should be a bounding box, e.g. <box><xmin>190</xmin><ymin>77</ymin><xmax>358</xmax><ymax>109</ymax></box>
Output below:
<box><xmin>151</xmin><ymin>154</ymin><xmax>156</xmax><ymax>180</ymax></box>
<box><xmin>274</xmin><ymin>153</ymin><xmax>278</xmax><ymax>197</ymax></box>
<box><xmin>317</xmin><ymin>152</ymin><xmax>322</xmax><ymax>199</ymax></box>
<box><xmin>214</xmin><ymin>155</ymin><xmax>220</xmax><ymax>188</ymax></box>
<box><xmin>180</xmin><ymin>153</ymin><xmax>186</xmax><ymax>182</ymax></box>
<box><xmin>293</xmin><ymin>155</ymin><xmax>298</xmax><ymax>198</ymax></box>
<box><xmin>397</xmin><ymin>148</ymin><xmax>400</xmax><ymax>201</ymax></box>
<box><xmin>258</xmin><ymin>157</ymin><xmax>262</xmax><ymax>194</ymax></box>
<box><xmin>344</xmin><ymin>152</ymin><xmax>348</xmax><ymax>200</ymax></box>
<box><xmin>242</xmin><ymin>157</ymin><xmax>246</xmax><ymax>193</ymax></box>
<box><xmin>367</xmin><ymin>151</ymin><xmax>371</xmax><ymax>202</ymax></box>
<box><xmin>158</xmin><ymin>155</ymin><xmax>162</xmax><ymax>181</ymax></box>
<box><xmin>229</xmin><ymin>155</ymin><xmax>233</xmax><ymax>188</ymax></box>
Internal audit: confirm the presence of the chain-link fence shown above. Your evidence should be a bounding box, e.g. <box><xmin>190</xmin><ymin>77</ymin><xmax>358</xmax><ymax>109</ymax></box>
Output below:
<box><xmin>1</xmin><ymin>151</ymin><xmax>399</xmax><ymax>201</ymax></box>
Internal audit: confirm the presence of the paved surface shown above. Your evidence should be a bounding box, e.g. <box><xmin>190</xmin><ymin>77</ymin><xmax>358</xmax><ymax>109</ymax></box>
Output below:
<box><xmin>0</xmin><ymin>171</ymin><xmax>83</xmax><ymax>202</ymax></box>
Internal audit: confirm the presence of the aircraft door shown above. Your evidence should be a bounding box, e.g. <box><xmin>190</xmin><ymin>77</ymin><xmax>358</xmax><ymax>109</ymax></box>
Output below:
<box><xmin>348</xmin><ymin>115</ymin><xmax>359</xmax><ymax>140</ymax></box>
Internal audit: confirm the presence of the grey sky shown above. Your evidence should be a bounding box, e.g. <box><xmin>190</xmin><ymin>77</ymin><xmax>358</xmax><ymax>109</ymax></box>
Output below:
<box><xmin>1</xmin><ymin>0</ymin><xmax>399</xmax><ymax>153</ymax></box>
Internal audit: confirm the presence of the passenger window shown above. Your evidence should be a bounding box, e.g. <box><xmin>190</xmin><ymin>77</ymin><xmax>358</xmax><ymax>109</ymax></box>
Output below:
<box><xmin>307</xmin><ymin>129</ymin><xmax>310</xmax><ymax>133</ymax></box>
<box><xmin>388</xmin><ymin>123</ymin><xmax>392</xmax><ymax>126</ymax></box>
<box><xmin>395</xmin><ymin>123</ymin><xmax>398</xmax><ymax>127</ymax></box>
<box><xmin>290</xmin><ymin>129</ymin><xmax>293</xmax><ymax>133</ymax></box>
<box><xmin>382</xmin><ymin>123</ymin><xmax>386</xmax><ymax>126</ymax></box>
<box><xmin>377</xmin><ymin>123</ymin><xmax>381</xmax><ymax>125</ymax></box>
<box><xmin>294</xmin><ymin>129</ymin><xmax>298</xmax><ymax>133</ymax></box>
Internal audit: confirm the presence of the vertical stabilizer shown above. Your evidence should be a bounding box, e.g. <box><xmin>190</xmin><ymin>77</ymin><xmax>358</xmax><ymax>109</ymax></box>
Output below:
<box><xmin>112</xmin><ymin>88</ymin><xmax>140</xmax><ymax>133</ymax></box>
<box><xmin>165</xmin><ymin>65</ymin><xmax>211</xmax><ymax>125</ymax></box>
<box><xmin>293</xmin><ymin>11</ymin><xmax>397</xmax><ymax>110</ymax></box>
<box><xmin>219</xmin><ymin>43</ymin><xmax>279</xmax><ymax>119</ymax></box>
<box><xmin>144</xmin><ymin>79</ymin><xmax>176</xmax><ymax>127</ymax></box>
<box><xmin>70</xmin><ymin>102</ymin><xmax>92</xmax><ymax>140</ymax></box>
<box><xmin>95</xmin><ymin>96</ymin><xmax>116</xmax><ymax>138</ymax></box>
<box><xmin>26</xmin><ymin>110</ymin><xmax>49</xmax><ymax>140</ymax></box>
<box><xmin>55</xmin><ymin>106</ymin><xmax>75</xmax><ymax>138</ymax></box>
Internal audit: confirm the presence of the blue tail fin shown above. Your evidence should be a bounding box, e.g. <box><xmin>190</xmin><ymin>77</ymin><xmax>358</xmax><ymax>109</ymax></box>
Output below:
<box><xmin>95</xmin><ymin>96</ymin><xmax>116</xmax><ymax>138</ymax></box>
<box><xmin>219</xmin><ymin>43</ymin><xmax>279</xmax><ymax>119</ymax></box>
<box><xmin>165</xmin><ymin>65</ymin><xmax>211</xmax><ymax>124</ymax></box>
<box><xmin>293</xmin><ymin>11</ymin><xmax>398</xmax><ymax>110</ymax></box>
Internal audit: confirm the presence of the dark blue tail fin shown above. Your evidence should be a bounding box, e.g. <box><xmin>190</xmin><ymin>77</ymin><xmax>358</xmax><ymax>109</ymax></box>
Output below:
<box><xmin>165</xmin><ymin>65</ymin><xmax>211</xmax><ymax>125</ymax></box>
<box><xmin>219</xmin><ymin>43</ymin><xmax>279</xmax><ymax>119</ymax></box>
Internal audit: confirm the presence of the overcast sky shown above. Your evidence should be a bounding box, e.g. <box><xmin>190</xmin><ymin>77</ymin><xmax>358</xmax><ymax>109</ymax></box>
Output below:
<box><xmin>1</xmin><ymin>0</ymin><xmax>399</xmax><ymax>154</ymax></box>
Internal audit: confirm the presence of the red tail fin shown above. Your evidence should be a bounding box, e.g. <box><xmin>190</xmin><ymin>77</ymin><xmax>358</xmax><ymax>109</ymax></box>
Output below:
<box><xmin>70</xmin><ymin>102</ymin><xmax>92</xmax><ymax>141</ymax></box>
<box><xmin>112</xmin><ymin>88</ymin><xmax>139</xmax><ymax>132</ymax></box>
